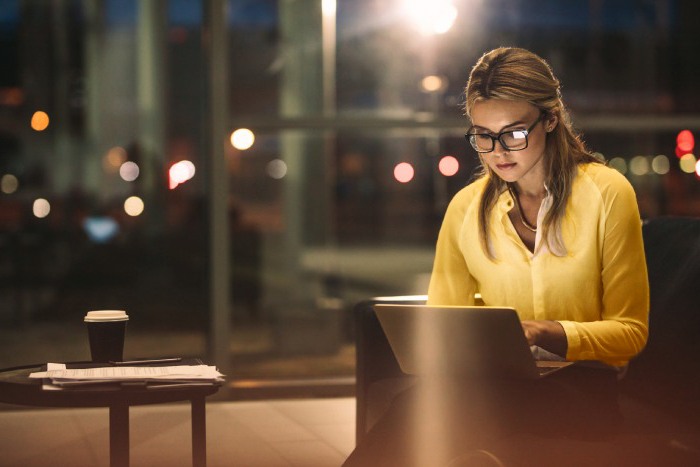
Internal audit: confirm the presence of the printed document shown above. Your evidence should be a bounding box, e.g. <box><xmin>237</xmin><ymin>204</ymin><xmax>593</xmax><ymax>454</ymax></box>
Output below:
<box><xmin>30</xmin><ymin>363</ymin><xmax>224</xmax><ymax>389</ymax></box>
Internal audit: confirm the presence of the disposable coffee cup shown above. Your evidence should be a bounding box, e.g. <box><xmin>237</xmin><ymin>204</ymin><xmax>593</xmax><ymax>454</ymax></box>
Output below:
<box><xmin>84</xmin><ymin>310</ymin><xmax>129</xmax><ymax>363</ymax></box>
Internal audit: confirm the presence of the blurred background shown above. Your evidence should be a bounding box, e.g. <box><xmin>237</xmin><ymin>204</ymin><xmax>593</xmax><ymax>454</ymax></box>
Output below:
<box><xmin>0</xmin><ymin>0</ymin><xmax>699</xmax><ymax>399</ymax></box>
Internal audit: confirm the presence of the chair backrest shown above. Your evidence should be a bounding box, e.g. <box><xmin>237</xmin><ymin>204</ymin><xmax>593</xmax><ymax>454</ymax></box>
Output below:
<box><xmin>623</xmin><ymin>216</ymin><xmax>700</xmax><ymax>418</ymax></box>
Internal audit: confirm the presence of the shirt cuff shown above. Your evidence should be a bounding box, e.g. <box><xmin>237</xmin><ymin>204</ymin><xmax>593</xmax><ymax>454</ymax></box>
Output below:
<box><xmin>558</xmin><ymin>320</ymin><xmax>581</xmax><ymax>361</ymax></box>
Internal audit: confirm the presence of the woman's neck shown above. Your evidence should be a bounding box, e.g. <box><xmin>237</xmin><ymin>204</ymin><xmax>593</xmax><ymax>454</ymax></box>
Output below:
<box><xmin>511</xmin><ymin>165</ymin><xmax>547</xmax><ymax>199</ymax></box>
<box><xmin>512</xmin><ymin>181</ymin><xmax>546</xmax><ymax>200</ymax></box>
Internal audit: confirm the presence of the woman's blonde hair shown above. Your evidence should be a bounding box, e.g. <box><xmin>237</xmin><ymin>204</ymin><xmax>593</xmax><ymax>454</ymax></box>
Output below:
<box><xmin>464</xmin><ymin>47</ymin><xmax>601</xmax><ymax>258</ymax></box>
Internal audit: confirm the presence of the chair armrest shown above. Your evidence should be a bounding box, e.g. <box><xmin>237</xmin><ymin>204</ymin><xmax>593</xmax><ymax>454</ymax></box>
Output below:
<box><xmin>354</xmin><ymin>296</ymin><xmax>426</xmax><ymax>445</ymax></box>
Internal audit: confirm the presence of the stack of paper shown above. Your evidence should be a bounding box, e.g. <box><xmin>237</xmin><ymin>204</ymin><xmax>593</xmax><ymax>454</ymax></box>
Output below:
<box><xmin>30</xmin><ymin>363</ymin><xmax>225</xmax><ymax>390</ymax></box>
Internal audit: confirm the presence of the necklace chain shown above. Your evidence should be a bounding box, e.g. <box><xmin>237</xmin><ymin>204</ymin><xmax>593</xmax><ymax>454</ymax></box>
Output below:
<box><xmin>508</xmin><ymin>185</ymin><xmax>537</xmax><ymax>232</ymax></box>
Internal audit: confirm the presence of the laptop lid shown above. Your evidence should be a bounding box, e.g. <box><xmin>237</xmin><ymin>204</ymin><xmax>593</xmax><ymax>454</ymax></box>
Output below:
<box><xmin>374</xmin><ymin>304</ymin><xmax>572</xmax><ymax>380</ymax></box>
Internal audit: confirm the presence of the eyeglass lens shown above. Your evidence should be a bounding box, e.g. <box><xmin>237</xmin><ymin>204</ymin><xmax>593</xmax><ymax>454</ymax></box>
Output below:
<box><xmin>469</xmin><ymin>130</ymin><xmax>529</xmax><ymax>152</ymax></box>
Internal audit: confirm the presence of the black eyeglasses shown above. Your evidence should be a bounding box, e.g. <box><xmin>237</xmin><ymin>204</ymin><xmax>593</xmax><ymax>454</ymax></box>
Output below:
<box><xmin>465</xmin><ymin>113</ymin><xmax>544</xmax><ymax>153</ymax></box>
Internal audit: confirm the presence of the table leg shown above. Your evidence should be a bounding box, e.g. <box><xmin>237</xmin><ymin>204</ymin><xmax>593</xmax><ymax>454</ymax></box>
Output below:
<box><xmin>191</xmin><ymin>397</ymin><xmax>207</xmax><ymax>467</ymax></box>
<box><xmin>109</xmin><ymin>403</ymin><xmax>130</xmax><ymax>467</ymax></box>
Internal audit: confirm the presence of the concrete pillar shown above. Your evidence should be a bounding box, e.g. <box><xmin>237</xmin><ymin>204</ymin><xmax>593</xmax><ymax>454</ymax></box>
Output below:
<box><xmin>204</xmin><ymin>0</ymin><xmax>232</xmax><ymax>372</ymax></box>
<box><xmin>137</xmin><ymin>0</ymin><xmax>167</xmax><ymax>234</ymax></box>
<box><xmin>82</xmin><ymin>0</ymin><xmax>105</xmax><ymax>195</ymax></box>
<box><xmin>268</xmin><ymin>0</ymin><xmax>338</xmax><ymax>354</ymax></box>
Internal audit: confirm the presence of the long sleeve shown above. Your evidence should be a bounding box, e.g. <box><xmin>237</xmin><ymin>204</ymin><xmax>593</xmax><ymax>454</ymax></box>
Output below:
<box><xmin>427</xmin><ymin>187</ymin><xmax>478</xmax><ymax>306</ymax></box>
<box><xmin>424</xmin><ymin>164</ymin><xmax>649</xmax><ymax>367</ymax></box>
<box><xmin>558</xmin><ymin>168</ymin><xmax>649</xmax><ymax>365</ymax></box>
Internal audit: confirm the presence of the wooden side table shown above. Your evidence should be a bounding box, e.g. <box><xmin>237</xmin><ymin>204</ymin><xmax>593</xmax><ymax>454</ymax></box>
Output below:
<box><xmin>0</xmin><ymin>360</ymin><xmax>221</xmax><ymax>467</ymax></box>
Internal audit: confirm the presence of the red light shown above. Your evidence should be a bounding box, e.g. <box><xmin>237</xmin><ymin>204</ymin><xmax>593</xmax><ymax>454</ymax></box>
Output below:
<box><xmin>168</xmin><ymin>160</ymin><xmax>196</xmax><ymax>189</ymax></box>
<box><xmin>676</xmin><ymin>130</ymin><xmax>694</xmax><ymax>154</ymax></box>
<box><xmin>394</xmin><ymin>162</ymin><xmax>415</xmax><ymax>183</ymax></box>
<box><xmin>438</xmin><ymin>155</ymin><xmax>459</xmax><ymax>176</ymax></box>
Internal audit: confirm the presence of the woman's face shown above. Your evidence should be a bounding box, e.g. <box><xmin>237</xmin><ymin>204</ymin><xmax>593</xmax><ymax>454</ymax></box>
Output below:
<box><xmin>469</xmin><ymin>99</ymin><xmax>550</xmax><ymax>189</ymax></box>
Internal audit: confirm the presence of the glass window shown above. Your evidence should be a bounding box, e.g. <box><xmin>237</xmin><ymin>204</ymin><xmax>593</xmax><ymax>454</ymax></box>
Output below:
<box><xmin>1</xmin><ymin>0</ymin><xmax>699</xmax><ymax>397</ymax></box>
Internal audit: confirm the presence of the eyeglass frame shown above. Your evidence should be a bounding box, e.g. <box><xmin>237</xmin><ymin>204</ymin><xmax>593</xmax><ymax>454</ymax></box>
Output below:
<box><xmin>465</xmin><ymin>112</ymin><xmax>546</xmax><ymax>153</ymax></box>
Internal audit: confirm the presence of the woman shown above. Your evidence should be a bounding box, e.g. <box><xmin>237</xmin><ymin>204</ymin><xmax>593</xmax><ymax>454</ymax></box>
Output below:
<box><xmin>429</xmin><ymin>47</ymin><xmax>648</xmax><ymax>366</ymax></box>
<box><xmin>344</xmin><ymin>47</ymin><xmax>649</xmax><ymax>466</ymax></box>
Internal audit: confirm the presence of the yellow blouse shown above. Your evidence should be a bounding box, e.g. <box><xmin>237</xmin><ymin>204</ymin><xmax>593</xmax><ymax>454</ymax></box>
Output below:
<box><xmin>427</xmin><ymin>163</ymin><xmax>649</xmax><ymax>367</ymax></box>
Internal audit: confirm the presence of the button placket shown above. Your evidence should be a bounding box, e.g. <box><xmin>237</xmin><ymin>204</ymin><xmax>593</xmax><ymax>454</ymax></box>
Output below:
<box><xmin>530</xmin><ymin>254</ymin><xmax>547</xmax><ymax>320</ymax></box>
<box><xmin>499</xmin><ymin>197</ymin><xmax>535</xmax><ymax>261</ymax></box>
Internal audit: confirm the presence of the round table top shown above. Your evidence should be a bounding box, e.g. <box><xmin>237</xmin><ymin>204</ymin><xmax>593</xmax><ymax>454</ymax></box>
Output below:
<box><xmin>0</xmin><ymin>362</ymin><xmax>222</xmax><ymax>408</ymax></box>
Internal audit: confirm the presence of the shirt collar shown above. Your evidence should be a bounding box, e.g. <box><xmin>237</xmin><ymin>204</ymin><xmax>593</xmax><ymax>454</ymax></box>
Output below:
<box><xmin>497</xmin><ymin>183</ymin><xmax>551</xmax><ymax>212</ymax></box>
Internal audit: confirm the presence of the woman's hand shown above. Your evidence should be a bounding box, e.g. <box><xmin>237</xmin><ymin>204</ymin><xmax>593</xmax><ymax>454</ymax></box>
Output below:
<box><xmin>521</xmin><ymin>320</ymin><xmax>568</xmax><ymax>358</ymax></box>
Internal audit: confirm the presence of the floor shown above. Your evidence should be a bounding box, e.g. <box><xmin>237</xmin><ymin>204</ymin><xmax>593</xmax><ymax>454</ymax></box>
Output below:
<box><xmin>0</xmin><ymin>397</ymin><xmax>355</xmax><ymax>467</ymax></box>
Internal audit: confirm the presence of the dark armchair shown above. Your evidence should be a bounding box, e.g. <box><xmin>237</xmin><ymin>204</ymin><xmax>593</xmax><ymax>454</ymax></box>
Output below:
<box><xmin>354</xmin><ymin>217</ymin><xmax>700</xmax><ymax>450</ymax></box>
<box><xmin>354</xmin><ymin>295</ymin><xmax>423</xmax><ymax>444</ymax></box>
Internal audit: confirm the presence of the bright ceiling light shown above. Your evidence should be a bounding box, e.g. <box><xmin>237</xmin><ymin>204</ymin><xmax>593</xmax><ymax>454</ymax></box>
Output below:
<box><xmin>403</xmin><ymin>0</ymin><xmax>458</xmax><ymax>35</ymax></box>
<box><xmin>322</xmin><ymin>0</ymin><xmax>336</xmax><ymax>16</ymax></box>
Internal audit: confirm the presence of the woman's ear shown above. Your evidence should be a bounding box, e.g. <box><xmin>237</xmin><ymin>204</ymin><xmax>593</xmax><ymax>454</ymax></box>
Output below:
<box><xmin>545</xmin><ymin>113</ymin><xmax>559</xmax><ymax>132</ymax></box>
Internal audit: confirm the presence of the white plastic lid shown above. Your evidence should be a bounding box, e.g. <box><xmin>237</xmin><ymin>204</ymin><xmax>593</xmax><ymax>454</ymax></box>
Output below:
<box><xmin>84</xmin><ymin>310</ymin><xmax>129</xmax><ymax>322</ymax></box>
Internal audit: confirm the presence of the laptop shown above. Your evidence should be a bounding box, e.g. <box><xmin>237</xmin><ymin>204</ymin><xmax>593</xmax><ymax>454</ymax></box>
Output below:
<box><xmin>374</xmin><ymin>304</ymin><xmax>573</xmax><ymax>380</ymax></box>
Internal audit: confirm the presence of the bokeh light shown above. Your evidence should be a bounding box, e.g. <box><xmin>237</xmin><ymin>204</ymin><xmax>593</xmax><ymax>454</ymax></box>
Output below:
<box><xmin>0</xmin><ymin>87</ymin><xmax>23</xmax><ymax>106</ymax></box>
<box><xmin>651</xmin><ymin>155</ymin><xmax>670</xmax><ymax>175</ymax></box>
<box><xmin>119</xmin><ymin>161</ymin><xmax>140</xmax><ymax>181</ymax></box>
<box><xmin>629</xmin><ymin>156</ymin><xmax>649</xmax><ymax>176</ymax></box>
<box><xmin>124</xmin><ymin>196</ymin><xmax>145</xmax><ymax>216</ymax></box>
<box><xmin>33</xmin><ymin>198</ymin><xmax>50</xmax><ymax>218</ymax></box>
<box><xmin>230</xmin><ymin>128</ymin><xmax>255</xmax><ymax>150</ymax></box>
<box><xmin>83</xmin><ymin>216</ymin><xmax>119</xmax><ymax>243</ymax></box>
<box><xmin>608</xmin><ymin>157</ymin><xmax>627</xmax><ymax>174</ymax></box>
<box><xmin>676</xmin><ymin>130</ymin><xmax>694</xmax><ymax>154</ymax></box>
<box><xmin>394</xmin><ymin>162</ymin><xmax>415</xmax><ymax>183</ymax></box>
<box><xmin>30</xmin><ymin>111</ymin><xmax>49</xmax><ymax>131</ymax></box>
<box><xmin>679</xmin><ymin>153</ymin><xmax>697</xmax><ymax>174</ymax></box>
<box><xmin>169</xmin><ymin>160</ymin><xmax>196</xmax><ymax>189</ymax></box>
<box><xmin>438</xmin><ymin>155</ymin><xmax>459</xmax><ymax>176</ymax></box>
<box><xmin>403</xmin><ymin>0</ymin><xmax>458</xmax><ymax>35</ymax></box>
<box><xmin>1</xmin><ymin>174</ymin><xmax>19</xmax><ymax>194</ymax></box>
<box><xmin>266</xmin><ymin>159</ymin><xmax>288</xmax><ymax>179</ymax></box>
<box><xmin>696</xmin><ymin>159</ymin><xmax>700</xmax><ymax>177</ymax></box>
<box><xmin>421</xmin><ymin>75</ymin><xmax>444</xmax><ymax>93</ymax></box>
<box><xmin>104</xmin><ymin>147</ymin><xmax>127</xmax><ymax>172</ymax></box>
